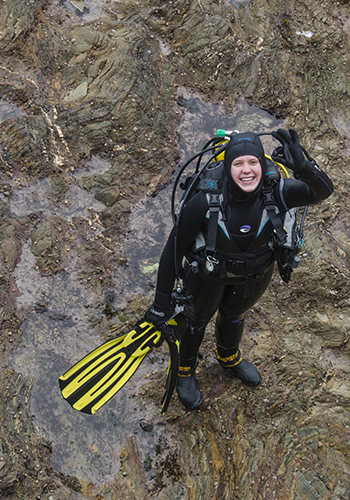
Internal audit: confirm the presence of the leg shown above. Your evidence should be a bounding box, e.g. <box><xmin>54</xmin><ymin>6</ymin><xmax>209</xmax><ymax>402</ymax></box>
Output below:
<box><xmin>215</xmin><ymin>264</ymin><xmax>274</xmax><ymax>385</ymax></box>
<box><xmin>180</xmin><ymin>267</ymin><xmax>226</xmax><ymax>365</ymax></box>
<box><xmin>177</xmin><ymin>267</ymin><xmax>226</xmax><ymax>409</ymax></box>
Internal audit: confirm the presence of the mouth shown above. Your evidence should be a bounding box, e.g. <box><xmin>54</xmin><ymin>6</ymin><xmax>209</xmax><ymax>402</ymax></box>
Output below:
<box><xmin>240</xmin><ymin>176</ymin><xmax>256</xmax><ymax>183</ymax></box>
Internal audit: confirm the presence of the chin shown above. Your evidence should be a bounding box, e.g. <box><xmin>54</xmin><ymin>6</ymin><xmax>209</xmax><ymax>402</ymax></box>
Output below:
<box><xmin>239</xmin><ymin>182</ymin><xmax>259</xmax><ymax>192</ymax></box>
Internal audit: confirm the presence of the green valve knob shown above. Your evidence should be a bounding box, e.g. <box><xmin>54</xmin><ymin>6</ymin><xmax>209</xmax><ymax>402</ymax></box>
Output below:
<box><xmin>216</xmin><ymin>129</ymin><xmax>226</xmax><ymax>137</ymax></box>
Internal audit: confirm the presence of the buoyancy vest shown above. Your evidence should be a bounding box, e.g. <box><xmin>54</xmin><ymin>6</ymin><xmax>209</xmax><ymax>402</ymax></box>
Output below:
<box><xmin>183</xmin><ymin>158</ymin><xmax>303</xmax><ymax>284</ymax></box>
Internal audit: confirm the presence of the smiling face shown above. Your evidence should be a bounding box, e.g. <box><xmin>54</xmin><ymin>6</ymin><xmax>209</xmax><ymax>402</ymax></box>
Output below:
<box><xmin>230</xmin><ymin>155</ymin><xmax>262</xmax><ymax>192</ymax></box>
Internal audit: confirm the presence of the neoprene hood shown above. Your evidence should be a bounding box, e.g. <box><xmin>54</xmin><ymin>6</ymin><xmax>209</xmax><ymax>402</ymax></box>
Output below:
<box><xmin>224</xmin><ymin>132</ymin><xmax>266</xmax><ymax>199</ymax></box>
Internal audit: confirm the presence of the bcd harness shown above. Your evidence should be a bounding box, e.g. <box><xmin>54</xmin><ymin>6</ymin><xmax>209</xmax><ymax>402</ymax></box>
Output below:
<box><xmin>187</xmin><ymin>159</ymin><xmax>303</xmax><ymax>292</ymax></box>
<box><xmin>171</xmin><ymin>132</ymin><xmax>307</xmax><ymax>293</ymax></box>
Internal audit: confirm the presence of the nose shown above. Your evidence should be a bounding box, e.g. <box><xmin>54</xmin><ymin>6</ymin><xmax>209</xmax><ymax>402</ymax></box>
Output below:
<box><xmin>242</xmin><ymin>162</ymin><xmax>252</xmax><ymax>172</ymax></box>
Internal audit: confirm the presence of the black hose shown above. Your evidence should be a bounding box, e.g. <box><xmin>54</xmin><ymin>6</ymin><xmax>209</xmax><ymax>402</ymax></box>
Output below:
<box><xmin>173</xmin><ymin>140</ymin><xmax>229</xmax><ymax>279</ymax></box>
<box><xmin>300</xmin><ymin>206</ymin><xmax>308</xmax><ymax>241</ymax></box>
<box><xmin>171</xmin><ymin>139</ymin><xmax>224</xmax><ymax>223</ymax></box>
<box><xmin>194</xmin><ymin>137</ymin><xmax>226</xmax><ymax>173</ymax></box>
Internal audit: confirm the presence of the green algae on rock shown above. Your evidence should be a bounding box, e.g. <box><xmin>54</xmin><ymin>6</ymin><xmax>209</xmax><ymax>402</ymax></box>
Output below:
<box><xmin>30</xmin><ymin>216</ymin><xmax>72</xmax><ymax>275</ymax></box>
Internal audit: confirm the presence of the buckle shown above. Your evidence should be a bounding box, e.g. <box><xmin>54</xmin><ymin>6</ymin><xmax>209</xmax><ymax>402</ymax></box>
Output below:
<box><xmin>263</xmin><ymin>191</ymin><xmax>275</xmax><ymax>205</ymax></box>
<box><xmin>227</xmin><ymin>259</ymin><xmax>246</xmax><ymax>269</ymax></box>
<box><xmin>208</xmin><ymin>193</ymin><xmax>221</xmax><ymax>206</ymax></box>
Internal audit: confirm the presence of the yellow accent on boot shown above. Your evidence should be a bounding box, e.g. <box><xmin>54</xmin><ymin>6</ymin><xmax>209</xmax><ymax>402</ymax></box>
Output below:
<box><xmin>178</xmin><ymin>366</ymin><xmax>193</xmax><ymax>378</ymax></box>
<box><xmin>225</xmin><ymin>357</ymin><xmax>242</xmax><ymax>368</ymax></box>
<box><xmin>215</xmin><ymin>347</ymin><xmax>243</xmax><ymax>367</ymax></box>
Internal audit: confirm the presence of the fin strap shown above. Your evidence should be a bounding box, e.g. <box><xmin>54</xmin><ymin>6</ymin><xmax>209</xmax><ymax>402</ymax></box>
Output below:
<box><xmin>161</xmin><ymin>337</ymin><xmax>180</xmax><ymax>413</ymax></box>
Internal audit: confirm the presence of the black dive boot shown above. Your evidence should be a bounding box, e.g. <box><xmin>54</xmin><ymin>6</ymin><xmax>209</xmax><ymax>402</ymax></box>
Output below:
<box><xmin>176</xmin><ymin>361</ymin><xmax>203</xmax><ymax>409</ymax></box>
<box><xmin>216</xmin><ymin>347</ymin><xmax>262</xmax><ymax>386</ymax></box>
<box><xmin>228</xmin><ymin>358</ymin><xmax>262</xmax><ymax>386</ymax></box>
<box><xmin>215</xmin><ymin>310</ymin><xmax>262</xmax><ymax>386</ymax></box>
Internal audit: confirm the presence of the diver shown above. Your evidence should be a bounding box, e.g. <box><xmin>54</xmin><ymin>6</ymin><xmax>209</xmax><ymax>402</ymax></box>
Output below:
<box><xmin>145</xmin><ymin>129</ymin><xmax>333</xmax><ymax>410</ymax></box>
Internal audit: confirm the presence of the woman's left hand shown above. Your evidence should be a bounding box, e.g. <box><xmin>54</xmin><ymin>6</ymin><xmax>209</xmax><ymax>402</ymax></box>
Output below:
<box><xmin>271</xmin><ymin>129</ymin><xmax>306</xmax><ymax>172</ymax></box>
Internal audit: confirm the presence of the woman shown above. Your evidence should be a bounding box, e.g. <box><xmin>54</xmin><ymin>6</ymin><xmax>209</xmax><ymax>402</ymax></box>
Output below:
<box><xmin>145</xmin><ymin>129</ymin><xmax>333</xmax><ymax>409</ymax></box>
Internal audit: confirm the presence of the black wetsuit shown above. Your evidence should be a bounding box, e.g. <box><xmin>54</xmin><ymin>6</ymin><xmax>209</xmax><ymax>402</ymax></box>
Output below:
<box><xmin>155</xmin><ymin>161</ymin><xmax>333</xmax><ymax>367</ymax></box>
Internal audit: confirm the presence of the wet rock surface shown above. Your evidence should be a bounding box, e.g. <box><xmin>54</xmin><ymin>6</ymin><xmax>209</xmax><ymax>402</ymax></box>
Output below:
<box><xmin>0</xmin><ymin>0</ymin><xmax>349</xmax><ymax>499</ymax></box>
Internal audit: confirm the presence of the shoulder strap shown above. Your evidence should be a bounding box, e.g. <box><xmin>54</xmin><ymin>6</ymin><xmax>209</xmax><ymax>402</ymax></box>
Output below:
<box><xmin>206</xmin><ymin>193</ymin><xmax>224</xmax><ymax>253</ymax></box>
<box><xmin>262</xmin><ymin>179</ymin><xmax>287</xmax><ymax>245</ymax></box>
<box><xmin>196</xmin><ymin>161</ymin><xmax>227</xmax><ymax>255</ymax></box>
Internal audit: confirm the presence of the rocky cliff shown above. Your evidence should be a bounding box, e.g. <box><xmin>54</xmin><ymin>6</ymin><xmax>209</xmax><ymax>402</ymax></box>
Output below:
<box><xmin>0</xmin><ymin>1</ymin><xmax>349</xmax><ymax>499</ymax></box>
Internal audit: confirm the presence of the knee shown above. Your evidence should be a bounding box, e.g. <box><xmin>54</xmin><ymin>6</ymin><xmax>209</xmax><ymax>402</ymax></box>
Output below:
<box><xmin>185</xmin><ymin>305</ymin><xmax>212</xmax><ymax>327</ymax></box>
<box><xmin>218</xmin><ymin>306</ymin><xmax>244</xmax><ymax>324</ymax></box>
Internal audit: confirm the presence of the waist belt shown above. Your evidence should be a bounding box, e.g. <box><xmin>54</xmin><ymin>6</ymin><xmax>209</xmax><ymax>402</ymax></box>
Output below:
<box><xmin>219</xmin><ymin>248</ymin><xmax>274</xmax><ymax>276</ymax></box>
<box><xmin>186</xmin><ymin>247</ymin><xmax>274</xmax><ymax>279</ymax></box>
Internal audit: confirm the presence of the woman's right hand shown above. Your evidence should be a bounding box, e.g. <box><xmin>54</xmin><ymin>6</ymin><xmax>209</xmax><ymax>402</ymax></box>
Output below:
<box><xmin>144</xmin><ymin>290</ymin><xmax>173</xmax><ymax>327</ymax></box>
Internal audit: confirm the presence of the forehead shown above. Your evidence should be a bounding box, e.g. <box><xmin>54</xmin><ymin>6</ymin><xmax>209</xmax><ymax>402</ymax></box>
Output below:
<box><xmin>231</xmin><ymin>155</ymin><xmax>260</xmax><ymax>163</ymax></box>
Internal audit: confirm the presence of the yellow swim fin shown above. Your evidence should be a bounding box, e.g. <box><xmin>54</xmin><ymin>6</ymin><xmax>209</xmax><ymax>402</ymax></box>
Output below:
<box><xmin>59</xmin><ymin>314</ymin><xmax>186</xmax><ymax>414</ymax></box>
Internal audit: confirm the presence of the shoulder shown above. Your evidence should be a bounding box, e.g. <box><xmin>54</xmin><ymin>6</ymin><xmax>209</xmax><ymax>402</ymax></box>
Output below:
<box><xmin>181</xmin><ymin>190</ymin><xmax>208</xmax><ymax>219</ymax></box>
<box><xmin>186</xmin><ymin>189</ymin><xmax>207</xmax><ymax>206</ymax></box>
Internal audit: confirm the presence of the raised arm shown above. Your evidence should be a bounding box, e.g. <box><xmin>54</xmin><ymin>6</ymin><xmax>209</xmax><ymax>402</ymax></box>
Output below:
<box><xmin>271</xmin><ymin>128</ymin><xmax>333</xmax><ymax>208</ymax></box>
